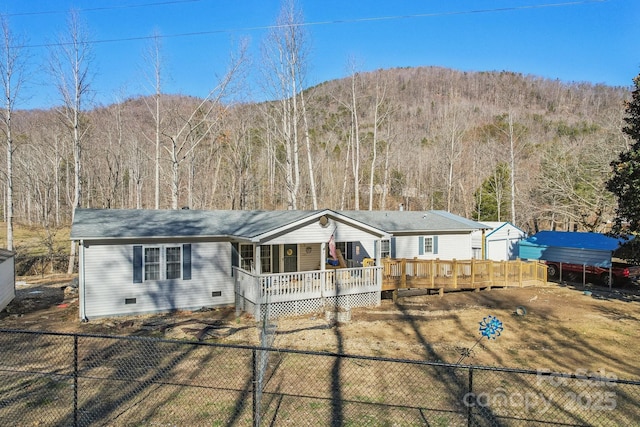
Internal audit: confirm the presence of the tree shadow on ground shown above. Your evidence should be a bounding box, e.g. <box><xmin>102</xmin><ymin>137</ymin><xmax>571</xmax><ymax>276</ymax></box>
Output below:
<box><xmin>382</xmin><ymin>285</ymin><xmax>640</xmax><ymax>426</ymax></box>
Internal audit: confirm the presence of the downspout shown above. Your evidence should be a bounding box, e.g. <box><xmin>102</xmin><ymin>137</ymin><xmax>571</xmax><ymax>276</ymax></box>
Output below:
<box><xmin>79</xmin><ymin>240</ymin><xmax>88</xmax><ymax>322</ymax></box>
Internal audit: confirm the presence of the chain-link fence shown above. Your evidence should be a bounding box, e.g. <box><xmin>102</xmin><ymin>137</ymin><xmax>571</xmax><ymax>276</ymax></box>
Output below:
<box><xmin>0</xmin><ymin>328</ymin><xmax>638</xmax><ymax>426</ymax></box>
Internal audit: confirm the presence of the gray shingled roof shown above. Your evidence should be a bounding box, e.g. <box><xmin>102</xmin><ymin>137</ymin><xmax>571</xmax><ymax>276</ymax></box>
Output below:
<box><xmin>71</xmin><ymin>208</ymin><xmax>319</xmax><ymax>240</ymax></box>
<box><xmin>340</xmin><ymin>210</ymin><xmax>489</xmax><ymax>233</ymax></box>
<box><xmin>71</xmin><ymin>208</ymin><xmax>488</xmax><ymax>240</ymax></box>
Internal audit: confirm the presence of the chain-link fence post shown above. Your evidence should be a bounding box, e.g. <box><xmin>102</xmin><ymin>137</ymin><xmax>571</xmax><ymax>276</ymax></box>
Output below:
<box><xmin>252</xmin><ymin>348</ymin><xmax>259</xmax><ymax>427</ymax></box>
<box><xmin>73</xmin><ymin>335</ymin><xmax>78</xmax><ymax>427</ymax></box>
<box><xmin>467</xmin><ymin>367</ymin><xmax>474</xmax><ymax>427</ymax></box>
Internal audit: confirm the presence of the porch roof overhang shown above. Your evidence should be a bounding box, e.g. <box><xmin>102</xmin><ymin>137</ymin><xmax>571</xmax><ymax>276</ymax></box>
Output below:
<box><xmin>249</xmin><ymin>209</ymin><xmax>391</xmax><ymax>244</ymax></box>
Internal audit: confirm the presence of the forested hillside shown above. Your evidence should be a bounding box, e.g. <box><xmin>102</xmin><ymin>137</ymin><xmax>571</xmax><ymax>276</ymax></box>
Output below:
<box><xmin>5</xmin><ymin>66</ymin><xmax>631</xmax><ymax>234</ymax></box>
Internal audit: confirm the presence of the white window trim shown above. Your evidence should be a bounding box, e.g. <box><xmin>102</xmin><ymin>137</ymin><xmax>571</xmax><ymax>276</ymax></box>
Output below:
<box><xmin>260</xmin><ymin>245</ymin><xmax>272</xmax><ymax>274</ymax></box>
<box><xmin>239</xmin><ymin>243</ymin><xmax>254</xmax><ymax>272</ymax></box>
<box><xmin>143</xmin><ymin>244</ymin><xmax>182</xmax><ymax>282</ymax></box>
<box><xmin>423</xmin><ymin>236</ymin><xmax>435</xmax><ymax>254</ymax></box>
<box><xmin>380</xmin><ymin>239</ymin><xmax>391</xmax><ymax>258</ymax></box>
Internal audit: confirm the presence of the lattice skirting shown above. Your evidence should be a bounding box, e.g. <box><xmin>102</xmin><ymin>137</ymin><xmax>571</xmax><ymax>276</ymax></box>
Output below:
<box><xmin>236</xmin><ymin>292</ymin><xmax>381</xmax><ymax>320</ymax></box>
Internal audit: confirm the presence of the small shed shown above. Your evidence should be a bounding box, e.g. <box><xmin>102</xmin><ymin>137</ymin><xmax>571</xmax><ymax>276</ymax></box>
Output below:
<box><xmin>518</xmin><ymin>231</ymin><xmax>627</xmax><ymax>267</ymax></box>
<box><xmin>471</xmin><ymin>222</ymin><xmax>527</xmax><ymax>261</ymax></box>
<box><xmin>0</xmin><ymin>249</ymin><xmax>15</xmax><ymax>311</ymax></box>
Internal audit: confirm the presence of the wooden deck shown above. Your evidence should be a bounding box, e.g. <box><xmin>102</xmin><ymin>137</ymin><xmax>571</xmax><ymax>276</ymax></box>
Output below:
<box><xmin>234</xmin><ymin>259</ymin><xmax>546</xmax><ymax>318</ymax></box>
<box><xmin>381</xmin><ymin>258</ymin><xmax>547</xmax><ymax>294</ymax></box>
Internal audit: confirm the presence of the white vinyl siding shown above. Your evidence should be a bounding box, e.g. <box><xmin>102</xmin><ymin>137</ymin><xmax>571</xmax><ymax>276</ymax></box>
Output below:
<box><xmin>264</xmin><ymin>218</ymin><xmax>380</xmax><ymax>246</ymax></box>
<box><xmin>391</xmin><ymin>234</ymin><xmax>473</xmax><ymax>260</ymax></box>
<box><xmin>299</xmin><ymin>244</ymin><xmax>321</xmax><ymax>271</ymax></box>
<box><xmin>81</xmin><ymin>242</ymin><xmax>233</xmax><ymax>319</ymax></box>
<box><xmin>471</xmin><ymin>222</ymin><xmax>527</xmax><ymax>261</ymax></box>
<box><xmin>0</xmin><ymin>256</ymin><xmax>15</xmax><ymax>311</ymax></box>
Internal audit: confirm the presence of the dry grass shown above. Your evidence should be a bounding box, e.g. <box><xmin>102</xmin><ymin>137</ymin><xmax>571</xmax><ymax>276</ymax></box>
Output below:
<box><xmin>1</xmin><ymin>276</ymin><xmax>640</xmax><ymax>425</ymax></box>
<box><xmin>0</xmin><ymin>222</ymin><xmax>71</xmax><ymax>257</ymax></box>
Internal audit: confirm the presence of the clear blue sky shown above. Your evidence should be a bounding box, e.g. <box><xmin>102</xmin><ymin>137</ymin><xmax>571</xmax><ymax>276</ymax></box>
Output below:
<box><xmin>2</xmin><ymin>0</ymin><xmax>639</xmax><ymax>110</ymax></box>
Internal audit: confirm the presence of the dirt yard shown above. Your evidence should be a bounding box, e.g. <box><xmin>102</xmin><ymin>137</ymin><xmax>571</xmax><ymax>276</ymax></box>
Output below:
<box><xmin>2</xmin><ymin>274</ymin><xmax>639</xmax><ymax>380</ymax></box>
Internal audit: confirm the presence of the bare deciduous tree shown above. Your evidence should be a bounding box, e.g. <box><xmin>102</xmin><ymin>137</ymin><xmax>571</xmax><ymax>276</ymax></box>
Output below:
<box><xmin>261</xmin><ymin>0</ymin><xmax>315</xmax><ymax>210</ymax></box>
<box><xmin>141</xmin><ymin>32</ymin><xmax>164</xmax><ymax>209</ymax></box>
<box><xmin>163</xmin><ymin>42</ymin><xmax>246</xmax><ymax>209</ymax></box>
<box><xmin>0</xmin><ymin>15</ymin><xmax>28</xmax><ymax>251</ymax></box>
<box><xmin>49</xmin><ymin>10</ymin><xmax>94</xmax><ymax>273</ymax></box>
<box><xmin>368</xmin><ymin>77</ymin><xmax>393</xmax><ymax>210</ymax></box>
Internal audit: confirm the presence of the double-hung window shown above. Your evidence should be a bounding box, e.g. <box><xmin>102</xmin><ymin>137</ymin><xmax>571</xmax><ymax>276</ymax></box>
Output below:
<box><xmin>240</xmin><ymin>244</ymin><xmax>254</xmax><ymax>271</ymax></box>
<box><xmin>418</xmin><ymin>236</ymin><xmax>438</xmax><ymax>256</ymax></box>
<box><xmin>380</xmin><ymin>239</ymin><xmax>391</xmax><ymax>258</ymax></box>
<box><xmin>134</xmin><ymin>244</ymin><xmax>191</xmax><ymax>283</ymax></box>
<box><xmin>165</xmin><ymin>247</ymin><xmax>181</xmax><ymax>279</ymax></box>
<box><xmin>260</xmin><ymin>246</ymin><xmax>272</xmax><ymax>273</ymax></box>
<box><xmin>144</xmin><ymin>247</ymin><xmax>161</xmax><ymax>280</ymax></box>
<box><xmin>424</xmin><ymin>237</ymin><xmax>434</xmax><ymax>254</ymax></box>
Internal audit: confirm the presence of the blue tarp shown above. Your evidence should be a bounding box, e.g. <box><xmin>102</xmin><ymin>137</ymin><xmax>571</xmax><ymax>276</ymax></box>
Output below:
<box><xmin>518</xmin><ymin>231</ymin><xmax>629</xmax><ymax>268</ymax></box>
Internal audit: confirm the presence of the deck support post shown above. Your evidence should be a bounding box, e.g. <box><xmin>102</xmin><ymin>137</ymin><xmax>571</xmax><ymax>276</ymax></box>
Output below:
<box><xmin>470</xmin><ymin>258</ymin><xmax>475</xmax><ymax>289</ymax></box>
<box><xmin>452</xmin><ymin>259</ymin><xmax>458</xmax><ymax>289</ymax></box>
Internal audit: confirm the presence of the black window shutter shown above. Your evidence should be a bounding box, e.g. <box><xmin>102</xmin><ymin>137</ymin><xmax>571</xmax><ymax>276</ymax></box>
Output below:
<box><xmin>391</xmin><ymin>237</ymin><xmax>397</xmax><ymax>258</ymax></box>
<box><xmin>133</xmin><ymin>246</ymin><xmax>143</xmax><ymax>283</ymax></box>
<box><xmin>183</xmin><ymin>244</ymin><xmax>192</xmax><ymax>280</ymax></box>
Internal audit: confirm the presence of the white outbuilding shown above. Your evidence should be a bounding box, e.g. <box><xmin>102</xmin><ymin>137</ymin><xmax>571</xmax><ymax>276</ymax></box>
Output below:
<box><xmin>472</xmin><ymin>222</ymin><xmax>527</xmax><ymax>261</ymax></box>
<box><xmin>0</xmin><ymin>249</ymin><xmax>15</xmax><ymax>311</ymax></box>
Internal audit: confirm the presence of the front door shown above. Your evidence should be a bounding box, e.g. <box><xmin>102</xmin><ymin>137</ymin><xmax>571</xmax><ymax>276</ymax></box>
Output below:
<box><xmin>283</xmin><ymin>244</ymin><xmax>297</xmax><ymax>273</ymax></box>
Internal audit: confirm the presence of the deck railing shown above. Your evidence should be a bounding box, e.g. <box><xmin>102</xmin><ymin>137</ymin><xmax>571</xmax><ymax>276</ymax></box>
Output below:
<box><xmin>234</xmin><ymin>266</ymin><xmax>382</xmax><ymax>306</ymax></box>
<box><xmin>234</xmin><ymin>260</ymin><xmax>546</xmax><ymax>318</ymax></box>
<box><xmin>381</xmin><ymin>258</ymin><xmax>547</xmax><ymax>291</ymax></box>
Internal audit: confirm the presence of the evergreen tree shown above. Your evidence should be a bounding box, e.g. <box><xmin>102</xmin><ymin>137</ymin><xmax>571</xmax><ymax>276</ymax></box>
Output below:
<box><xmin>606</xmin><ymin>73</ymin><xmax>640</xmax><ymax>260</ymax></box>
<box><xmin>473</xmin><ymin>162</ymin><xmax>511</xmax><ymax>222</ymax></box>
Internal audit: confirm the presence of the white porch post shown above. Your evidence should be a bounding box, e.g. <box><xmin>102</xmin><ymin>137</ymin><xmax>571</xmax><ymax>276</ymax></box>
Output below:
<box><xmin>320</xmin><ymin>242</ymin><xmax>326</xmax><ymax>299</ymax></box>
<box><xmin>255</xmin><ymin>244</ymin><xmax>262</xmax><ymax>319</ymax></box>
<box><xmin>320</xmin><ymin>242</ymin><xmax>326</xmax><ymax>271</ymax></box>
<box><xmin>255</xmin><ymin>244</ymin><xmax>261</xmax><ymax>274</ymax></box>
<box><xmin>376</xmin><ymin>238</ymin><xmax>382</xmax><ymax>287</ymax></box>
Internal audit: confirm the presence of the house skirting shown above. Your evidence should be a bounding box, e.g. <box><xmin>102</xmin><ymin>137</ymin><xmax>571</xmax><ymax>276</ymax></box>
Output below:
<box><xmin>237</xmin><ymin>291</ymin><xmax>380</xmax><ymax>320</ymax></box>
